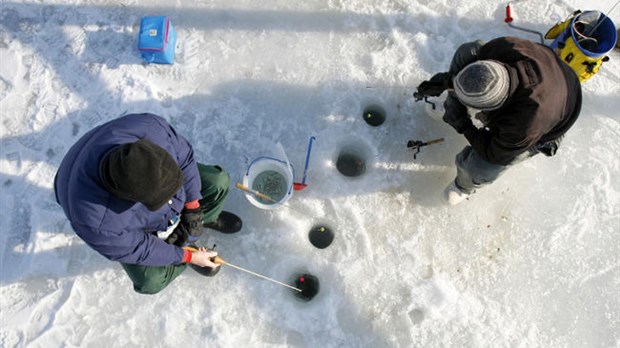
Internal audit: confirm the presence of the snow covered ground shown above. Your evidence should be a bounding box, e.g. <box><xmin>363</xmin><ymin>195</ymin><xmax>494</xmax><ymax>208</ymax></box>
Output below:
<box><xmin>1</xmin><ymin>0</ymin><xmax>619</xmax><ymax>347</ymax></box>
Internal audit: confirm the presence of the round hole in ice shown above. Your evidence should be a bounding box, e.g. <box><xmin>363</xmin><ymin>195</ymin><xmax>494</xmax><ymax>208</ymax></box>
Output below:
<box><xmin>292</xmin><ymin>273</ymin><xmax>320</xmax><ymax>302</ymax></box>
<box><xmin>308</xmin><ymin>225</ymin><xmax>334</xmax><ymax>249</ymax></box>
<box><xmin>362</xmin><ymin>104</ymin><xmax>386</xmax><ymax>127</ymax></box>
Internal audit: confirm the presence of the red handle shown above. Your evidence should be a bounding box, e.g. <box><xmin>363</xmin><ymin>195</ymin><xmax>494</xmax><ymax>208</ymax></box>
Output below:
<box><xmin>504</xmin><ymin>3</ymin><xmax>513</xmax><ymax>23</ymax></box>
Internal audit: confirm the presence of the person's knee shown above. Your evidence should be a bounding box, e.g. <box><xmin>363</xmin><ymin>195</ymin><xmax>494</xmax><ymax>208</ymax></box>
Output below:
<box><xmin>455</xmin><ymin>146</ymin><xmax>505</xmax><ymax>186</ymax></box>
<box><xmin>456</xmin><ymin>40</ymin><xmax>485</xmax><ymax>56</ymax></box>
<box><xmin>197</xmin><ymin>163</ymin><xmax>230</xmax><ymax>191</ymax></box>
<box><xmin>209</xmin><ymin>165</ymin><xmax>231</xmax><ymax>188</ymax></box>
<box><xmin>133</xmin><ymin>284</ymin><xmax>165</xmax><ymax>295</ymax></box>
<box><xmin>132</xmin><ymin>276</ymin><xmax>168</xmax><ymax>294</ymax></box>
<box><xmin>455</xmin><ymin>146</ymin><xmax>474</xmax><ymax>167</ymax></box>
<box><xmin>122</xmin><ymin>263</ymin><xmax>178</xmax><ymax>295</ymax></box>
<box><xmin>449</xmin><ymin>40</ymin><xmax>486</xmax><ymax>75</ymax></box>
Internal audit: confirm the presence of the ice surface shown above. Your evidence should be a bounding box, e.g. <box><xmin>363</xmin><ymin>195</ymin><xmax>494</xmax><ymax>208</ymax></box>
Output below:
<box><xmin>1</xmin><ymin>0</ymin><xmax>619</xmax><ymax>347</ymax></box>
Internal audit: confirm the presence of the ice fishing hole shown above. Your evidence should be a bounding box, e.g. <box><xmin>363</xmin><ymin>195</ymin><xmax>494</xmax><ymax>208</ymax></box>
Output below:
<box><xmin>291</xmin><ymin>273</ymin><xmax>320</xmax><ymax>302</ymax></box>
<box><xmin>308</xmin><ymin>225</ymin><xmax>334</xmax><ymax>249</ymax></box>
<box><xmin>362</xmin><ymin>104</ymin><xmax>386</xmax><ymax>127</ymax></box>
<box><xmin>336</xmin><ymin>140</ymin><xmax>374</xmax><ymax>177</ymax></box>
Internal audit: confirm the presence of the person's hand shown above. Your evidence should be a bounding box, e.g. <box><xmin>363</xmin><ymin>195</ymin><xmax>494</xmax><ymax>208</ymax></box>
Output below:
<box><xmin>188</xmin><ymin>247</ymin><xmax>220</xmax><ymax>268</ymax></box>
<box><xmin>166</xmin><ymin>208</ymin><xmax>205</xmax><ymax>246</ymax></box>
<box><xmin>428</xmin><ymin>72</ymin><xmax>453</xmax><ymax>87</ymax></box>
<box><xmin>180</xmin><ymin>207</ymin><xmax>204</xmax><ymax>242</ymax></box>
<box><xmin>442</xmin><ymin>94</ymin><xmax>473</xmax><ymax>133</ymax></box>
<box><xmin>416</xmin><ymin>72</ymin><xmax>453</xmax><ymax>97</ymax></box>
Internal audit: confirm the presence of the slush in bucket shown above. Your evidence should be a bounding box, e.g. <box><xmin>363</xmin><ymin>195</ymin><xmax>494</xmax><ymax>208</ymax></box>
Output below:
<box><xmin>242</xmin><ymin>157</ymin><xmax>294</xmax><ymax>210</ymax></box>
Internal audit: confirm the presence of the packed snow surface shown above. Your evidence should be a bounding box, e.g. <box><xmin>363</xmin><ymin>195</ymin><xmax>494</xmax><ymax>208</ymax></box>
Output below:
<box><xmin>1</xmin><ymin>0</ymin><xmax>619</xmax><ymax>347</ymax></box>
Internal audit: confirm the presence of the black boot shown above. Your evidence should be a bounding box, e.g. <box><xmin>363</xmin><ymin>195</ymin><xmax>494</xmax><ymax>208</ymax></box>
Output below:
<box><xmin>203</xmin><ymin>211</ymin><xmax>242</xmax><ymax>234</ymax></box>
<box><xmin>189</xmin><ymin>263</ymin><xmax>221</xmax><ymax>277</ymax></box>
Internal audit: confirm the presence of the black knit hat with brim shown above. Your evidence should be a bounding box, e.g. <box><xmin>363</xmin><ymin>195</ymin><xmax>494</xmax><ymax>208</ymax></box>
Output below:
<box><xmin>102</xmin><ymin>139</ymin><xmax>183</xmax><ymax>211</ymax></box>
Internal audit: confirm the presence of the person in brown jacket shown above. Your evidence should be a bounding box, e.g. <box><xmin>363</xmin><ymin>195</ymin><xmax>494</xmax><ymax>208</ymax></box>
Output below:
<box><xmin>421</xmin><ymin>37</ymin><xmax>582</xmax><ymax>204</ymax></box>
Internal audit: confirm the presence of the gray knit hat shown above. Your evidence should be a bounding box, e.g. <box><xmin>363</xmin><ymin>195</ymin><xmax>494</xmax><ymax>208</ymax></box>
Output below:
<box><xmin>453</xmin><ymin>60</ymin><xmax>510</xmax><ymax>111</ymax></box>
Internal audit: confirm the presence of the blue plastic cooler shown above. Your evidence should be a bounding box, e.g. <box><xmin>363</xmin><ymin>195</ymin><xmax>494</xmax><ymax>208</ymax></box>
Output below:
<box><xmin>138</xmin><ymin>16</ymin><xmax>176</xmax><ymax>64</ymax></box>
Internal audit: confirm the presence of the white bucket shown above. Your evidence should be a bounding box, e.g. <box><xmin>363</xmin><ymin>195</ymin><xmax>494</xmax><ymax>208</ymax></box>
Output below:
<box><xmin>242</xmin><ymin>156</ymin><xmax>294</xmax><ymax>210</ymax></box>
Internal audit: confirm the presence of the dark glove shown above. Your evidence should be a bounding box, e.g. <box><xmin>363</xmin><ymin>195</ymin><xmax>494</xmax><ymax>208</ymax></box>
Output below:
<box><xmin>165</xmin><ymin>208</ymin><xmax>204</xmax><ymax>247</ymax></box>
<box><xmin>442</xmin><ymin>94</ymin><xmax>473</xmax><ymax>134</ymax></box>
<box><xmin>416</xmin><ymin>72</ymin><xmax>453</xmax><ymax>98</ymax></box>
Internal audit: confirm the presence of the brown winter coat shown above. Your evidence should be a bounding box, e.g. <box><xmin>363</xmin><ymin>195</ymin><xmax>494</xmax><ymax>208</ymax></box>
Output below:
<box><xmin>462</xmin><ymin>37</ymin><xmax>582</xmax><ymax>165</ymax></box>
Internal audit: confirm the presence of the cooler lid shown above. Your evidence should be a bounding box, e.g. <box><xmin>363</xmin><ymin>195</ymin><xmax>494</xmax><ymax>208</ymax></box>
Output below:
<box><xmin>138</xmin><ymin>16</ymin><xmax>169</xmax><ymax>51</ymax></box>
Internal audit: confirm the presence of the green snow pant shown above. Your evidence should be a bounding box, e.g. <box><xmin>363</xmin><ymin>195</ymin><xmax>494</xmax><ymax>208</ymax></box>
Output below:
<box><xmin>121</xmin><ymin>163</ymin><xmax>231</xmax><ymax>294</ymax></box>
<box><xmin>121</xmin><ymin>262</ymin><xmax>188</xmax><ymax>295</ymax></box>
<box><xmin>197</xmin><ymin>163</ymin><xmax>231</xmax><ymax>224</ymax></box>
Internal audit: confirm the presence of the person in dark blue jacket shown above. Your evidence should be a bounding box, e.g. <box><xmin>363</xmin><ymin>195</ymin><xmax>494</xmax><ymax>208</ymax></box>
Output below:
<box><xmin>54</xmin><ymin>113</ymin><xmax>242</xmax><ymax>294</ymax></box>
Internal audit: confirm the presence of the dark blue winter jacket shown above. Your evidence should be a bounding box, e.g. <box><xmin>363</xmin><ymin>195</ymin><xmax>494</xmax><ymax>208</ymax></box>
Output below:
<box><xmin>54</xmin><ymin>113</ymin><xmax>202</xmax><ymax>266</ymax></box>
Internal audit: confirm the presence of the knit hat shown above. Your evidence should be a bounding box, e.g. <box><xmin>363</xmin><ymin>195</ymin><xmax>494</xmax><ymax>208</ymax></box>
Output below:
<box><xmin>453</xmin><ymin>60</ymin><xmax>510</xmax><ymax>111</ymax></box>
<box><xmin>102</xmin><ymin>139</ymin><xmax>183</xmax><ymax>211</ymax></box>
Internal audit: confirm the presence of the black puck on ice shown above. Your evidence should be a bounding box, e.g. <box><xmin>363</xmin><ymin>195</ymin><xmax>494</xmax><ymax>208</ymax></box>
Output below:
<box><xmin>293</xmin><ymin>273</ymin><xmax>320</xmax><ymax>302</ymax></box>
<box><xmin>336</xmin><ymin>152</ymin><xmax>366</xmax><ymax>177</ymax></box>
<box><xmin>308</xmin><ymin>225</ymin><xmax>334</xmax><ymax>249</ymax></box>
<box><xmin>362</xmin><ymin>105</ymin><xmax>386</xmax><ymax>127</ymax></box>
